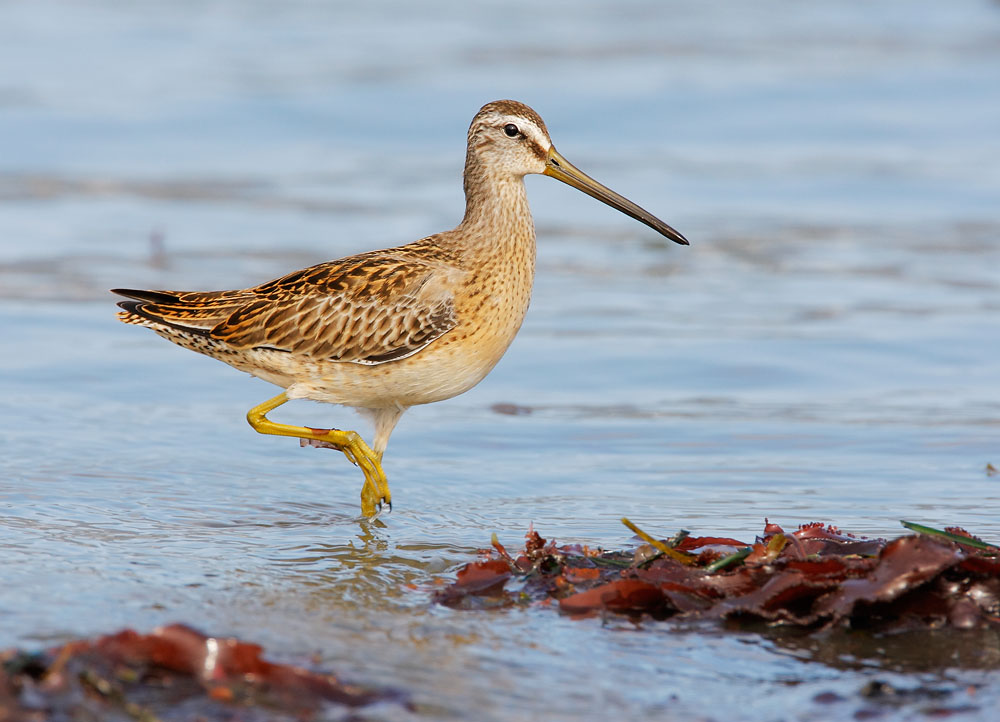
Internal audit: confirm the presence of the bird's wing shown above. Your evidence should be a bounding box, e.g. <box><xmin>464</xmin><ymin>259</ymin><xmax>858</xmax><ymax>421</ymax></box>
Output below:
<box><xmin>114</xmin><ymin>249</ymin><xmax>459</xmax><ymax>365</ymax></box>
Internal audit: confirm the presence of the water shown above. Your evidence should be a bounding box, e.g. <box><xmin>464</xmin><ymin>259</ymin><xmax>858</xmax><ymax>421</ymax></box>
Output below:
<box><xmin>2</xmin><ymin>1</ymin><xmax>999</xmax><ymax>719</ymax></box>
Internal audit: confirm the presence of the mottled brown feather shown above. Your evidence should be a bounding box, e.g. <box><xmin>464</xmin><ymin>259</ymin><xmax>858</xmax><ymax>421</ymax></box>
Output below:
<box><xmin>117</xmin><ymin>237</ymin><xmax>459</xmax><ymax>365</ymax></box>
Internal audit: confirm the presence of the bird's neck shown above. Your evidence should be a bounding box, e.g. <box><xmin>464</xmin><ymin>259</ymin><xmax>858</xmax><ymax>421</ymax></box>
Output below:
<box><xmin>455</xmin><ymin>157</ymin><xmax>536</xmax><ymax>259</ymax></box>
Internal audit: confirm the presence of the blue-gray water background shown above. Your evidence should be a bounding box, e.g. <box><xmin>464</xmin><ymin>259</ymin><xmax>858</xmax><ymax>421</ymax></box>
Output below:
<box><xmin>1</xmin><ymin>1</ymin><xmax>999</xmax><ymax>719</ymax></box>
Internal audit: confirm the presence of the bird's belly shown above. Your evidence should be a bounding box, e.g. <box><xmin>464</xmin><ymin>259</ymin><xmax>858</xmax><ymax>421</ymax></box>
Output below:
<box><xmin>243</xmin><ymin>315</ymin><xmax>519</xmax><ymax>410</ymax></box>
<box><xmin>281</xmin><ymin>342</ymin><xmax>501</xmax><ymax>408</ymax></box>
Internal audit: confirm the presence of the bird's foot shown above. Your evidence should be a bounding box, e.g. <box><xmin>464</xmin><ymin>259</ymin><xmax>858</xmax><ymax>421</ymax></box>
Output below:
<box><xmin>360</xmin><ymin>478</ymin><xmax>391</xmax><ymax>519</ymax></box>
<box><xmin>247</xmin><ymin>394</ymin><xmax>391</xmax><ymax>518</ymax></box>
<box><xmin>302</xmin><ymin>426</ymin><xmax>392</xmax><ymax>518</ymax></box>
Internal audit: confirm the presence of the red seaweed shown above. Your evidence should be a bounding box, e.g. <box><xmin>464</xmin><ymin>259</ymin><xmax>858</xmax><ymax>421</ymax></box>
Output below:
<box><xmin>434</xmin><ymin>520</ymin><xmax>1000</xmax><ymax>631</ymax></box>
<box><xmin>0</xmin><ymin>624</ymin><xmax>408</xmax><ymax>721</ymax></box>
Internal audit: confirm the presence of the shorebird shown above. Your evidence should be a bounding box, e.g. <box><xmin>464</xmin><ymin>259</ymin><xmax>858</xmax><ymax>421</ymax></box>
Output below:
<box><xmin>113</xmin><ymin>100</ymin><xmax>688</xmax><ymax>518</ymax></box>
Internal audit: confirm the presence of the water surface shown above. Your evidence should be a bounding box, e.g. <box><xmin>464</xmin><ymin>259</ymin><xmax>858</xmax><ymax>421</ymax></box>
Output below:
<box><xmin>1</xmin><ymin>1</ymin><xmax>999</xmax><ymax>719</ymax></box>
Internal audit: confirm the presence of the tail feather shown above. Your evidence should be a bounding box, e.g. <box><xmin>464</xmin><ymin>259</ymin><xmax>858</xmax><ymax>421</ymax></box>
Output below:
<box><xmin>111</xmin><ymin>288</ymin><xmax>253</xmax><ymax>335</ymax></box>
<box><xmin>110</xmin><ymin>288</ymin><xmax>183</xmax><ymax>305</ymax></box>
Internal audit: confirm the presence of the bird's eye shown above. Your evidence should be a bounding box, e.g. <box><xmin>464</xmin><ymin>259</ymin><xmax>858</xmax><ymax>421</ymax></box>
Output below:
<box><xmin>503</xmin><ymin>123</ymin><xmax>520</xmax><ymax>138</ymax></box>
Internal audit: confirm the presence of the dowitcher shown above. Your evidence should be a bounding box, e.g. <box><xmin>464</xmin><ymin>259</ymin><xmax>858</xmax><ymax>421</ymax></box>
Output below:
<box><xmin>113</xmin><ymin>100</ymin><xmax>688</xmax><ymax>517</ymax></box>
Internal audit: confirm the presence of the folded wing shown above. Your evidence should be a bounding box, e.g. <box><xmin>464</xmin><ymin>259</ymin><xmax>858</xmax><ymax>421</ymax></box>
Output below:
<box><xmin>113</xmin><ymin>251</ymin><xmax>458</xmax><ymax>366</ymax></box>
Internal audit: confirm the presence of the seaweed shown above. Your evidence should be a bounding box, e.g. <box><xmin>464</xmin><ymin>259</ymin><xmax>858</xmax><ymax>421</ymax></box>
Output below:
<box><xmin>0</xmin><ymin>624</ymin><xmax>408</xmax><ymax>721</ymax></box>
<box><xmin>434</xmin><ymin>519</ymin><xmax>1000</xmax><ymax>631</ymax></box>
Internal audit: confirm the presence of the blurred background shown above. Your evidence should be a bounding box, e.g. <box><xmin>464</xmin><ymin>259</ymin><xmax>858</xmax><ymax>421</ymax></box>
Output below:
<box><xmin>1</xmin><ymin>1</ymin><xmax>999</xmax><ymax>719</ymax></box>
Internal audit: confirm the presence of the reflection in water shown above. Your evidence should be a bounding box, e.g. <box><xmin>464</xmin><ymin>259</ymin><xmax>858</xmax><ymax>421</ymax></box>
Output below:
<box><xmin>771</xmin><ymin>627</ymin><xmax>1000</xmax><ymax>673</ymax></box>
<box><xmin>2</xmin><ymin>0</ymin><xmax>1000</xmax><ymax>718</ymax></box>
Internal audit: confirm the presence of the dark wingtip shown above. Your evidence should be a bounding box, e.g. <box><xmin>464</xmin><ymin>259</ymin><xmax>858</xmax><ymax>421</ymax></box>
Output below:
<box><xmin>111</xmin><ymin>288</ymin><xmax>182</xmax><ymax>304</ymax></box>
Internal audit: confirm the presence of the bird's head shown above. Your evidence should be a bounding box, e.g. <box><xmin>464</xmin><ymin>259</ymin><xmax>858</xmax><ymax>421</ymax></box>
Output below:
<box><xmin>466</xmin><ymin>100</ymin><xmax>688</xmax><ymax>245</ymax></box>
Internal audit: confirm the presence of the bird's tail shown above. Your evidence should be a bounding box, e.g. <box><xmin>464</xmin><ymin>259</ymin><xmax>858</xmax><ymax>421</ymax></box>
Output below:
<box><xmin>111</xmin><ymin>288</ymin><xmax>252</xmax><ymax>335</ymax></box>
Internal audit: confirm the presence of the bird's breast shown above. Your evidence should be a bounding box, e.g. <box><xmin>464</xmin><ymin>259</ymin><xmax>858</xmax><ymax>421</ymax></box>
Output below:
<box><xmin>287</xmin><ymin>233</ymin><xmax>537</xmax><ymax>409</ymax></box>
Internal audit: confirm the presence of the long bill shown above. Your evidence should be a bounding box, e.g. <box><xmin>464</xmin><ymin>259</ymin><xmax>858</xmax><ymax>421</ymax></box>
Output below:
<box><xmin>543</xmin><ymin>146</ymin><xmax>689</xmax><ymax>245</ymax></box>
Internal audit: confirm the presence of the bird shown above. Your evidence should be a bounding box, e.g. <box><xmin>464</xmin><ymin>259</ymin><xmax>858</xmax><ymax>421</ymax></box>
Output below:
<box><xmin>112</xmin><ymin>100</ymin><xmax>688</xmax><ymax>518</ymax></box>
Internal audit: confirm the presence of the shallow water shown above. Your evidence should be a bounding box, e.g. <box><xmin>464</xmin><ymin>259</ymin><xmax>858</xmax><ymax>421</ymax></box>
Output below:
<box><xmin>2</xmin><ymin>1</ymin><xmax>1000</xmax><ymax>719</ymax></box>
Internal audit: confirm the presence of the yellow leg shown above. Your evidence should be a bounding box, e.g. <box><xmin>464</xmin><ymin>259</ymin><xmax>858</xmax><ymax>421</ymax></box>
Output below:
<box><xmin>246</xmin><ymin>392</ymin><xmax>391</xmax><ymax>517</ymax></box>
